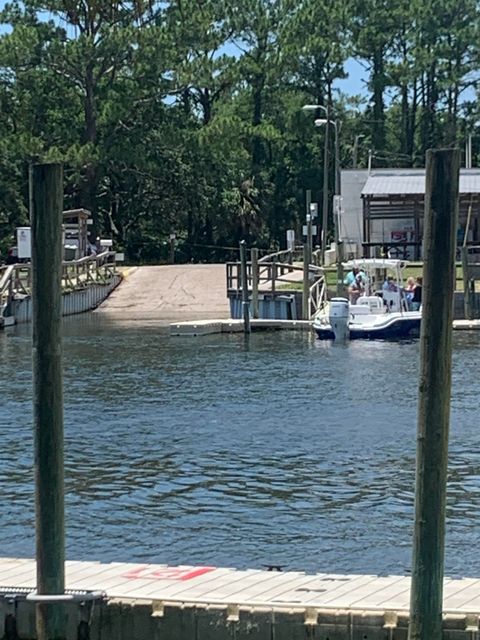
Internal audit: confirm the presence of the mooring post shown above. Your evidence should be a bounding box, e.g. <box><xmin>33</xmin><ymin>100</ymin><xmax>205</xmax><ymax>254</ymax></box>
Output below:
<box><xmin>408</xmin><ymin>148</ymin><xmax>460</xmax><ymax>640</ymax></box>
<box><xmin>461</xmin><ymin>246</ymin><xmax>473</xmax><ymax>320</ymax></box>
<box><xmin>32</xmin><ymin>163</ymin><xmax>66</xmax><ymax>640</ymax></box>
<box><xmin>239</xmin><ymin>240</ymin><xmax>251</xmax><ymax>333</ymax></box>
<box><xmin>302</xmin><ymin>243</ymin><xmax>309</xmax><ymax>320</ymax></box>
<box><xmin>251</xmin><ymin>247</ymin><xmax>259</xmax><ymax>319</ymax></box>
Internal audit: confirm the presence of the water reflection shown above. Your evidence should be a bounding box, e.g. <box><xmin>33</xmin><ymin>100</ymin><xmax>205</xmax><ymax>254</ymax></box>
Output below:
<box><xmin>1</xmin><ymin>320</ymin><xmax>480</xmax><ymax>576</ymax></box>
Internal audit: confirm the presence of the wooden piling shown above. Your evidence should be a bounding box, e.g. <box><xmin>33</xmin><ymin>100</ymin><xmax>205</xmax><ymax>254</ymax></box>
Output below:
<box><xmin>251</xmin><ymin>247</ymin><xmax>259</xmax><ymax>319</ymax></box>
<box><xmin>408</xmin><ymin>149</ymin><xmax>460</xmax><ymax>640</ymax></box>
<box><xmin>32</xmin><ymin>163</ymin><xmax>66</xmax><ymax>640</ymax></box>
<box><xmin>239</xmin><ymin>240</ymin><xmax>251</xmax><ymax>333</ymax></box>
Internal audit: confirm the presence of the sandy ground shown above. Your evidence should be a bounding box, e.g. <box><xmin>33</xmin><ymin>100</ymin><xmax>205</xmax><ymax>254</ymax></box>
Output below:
<box><xmin>95</xmin><ymin>264</ymin><xmax>230</xmax><ymax>323</ymax></box>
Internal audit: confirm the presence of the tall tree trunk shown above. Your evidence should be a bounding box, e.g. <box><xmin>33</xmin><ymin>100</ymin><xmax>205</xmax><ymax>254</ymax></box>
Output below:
<box><xmin>251</xmin><ymin>73</ymin><xmax>265</xmax><ymax>176</ymax></box>
<box><xmin>407</xmin><ymin>80</ymin><xmax>418</xmax><ymax>164</ymax></box>
<box><xmin>83</xmin><ymin>62</ymin><xmax>98</xmax><ymax>228</ymax></box>
<box><xmin>371</xmin><ymin>47</ymin><xmax>386</xmax><ymax>159</ymax></box>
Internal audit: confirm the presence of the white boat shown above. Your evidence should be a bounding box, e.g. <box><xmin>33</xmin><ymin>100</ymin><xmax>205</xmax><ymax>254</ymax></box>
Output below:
<box><xmin>313</xmin><ymin>258</ymin><xmax>422</xmax><ymax>340</ymax></box>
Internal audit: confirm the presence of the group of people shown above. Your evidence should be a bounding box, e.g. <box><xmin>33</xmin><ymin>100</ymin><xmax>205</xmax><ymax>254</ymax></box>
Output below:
<box><xmin>343</xmin><ymin>266</ymin><xmax>422</xmax><ymax>310</ymax></box>
<box><xmin>381</xmin><ymin>274</ymin><xmax>422</xmax><ymax>310</ymax></box>
<box><xmin>344</xmin><ymin>267</ymin><xmax>368</xmax><ymax>304</ymax></box>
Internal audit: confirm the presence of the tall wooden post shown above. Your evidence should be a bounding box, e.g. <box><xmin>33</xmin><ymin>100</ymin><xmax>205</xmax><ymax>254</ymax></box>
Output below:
<box><xmin>251</xmin><ymin>247</ymin><xmax>259</xmax><ymax>319</ymax></box>
<box><xmin>408</xmin><ymin>149</ymin><xmax>460</xmax><ymax>640</ymax></box>
<box><xmin>32</xmin><ymin>163</ymin><xmax>66</xmax><ymax>640</ymax></box>
<box><xmin>239</xmin><ymin>240</ymin><xmax>251</xmax><ymax>333</ymax></box>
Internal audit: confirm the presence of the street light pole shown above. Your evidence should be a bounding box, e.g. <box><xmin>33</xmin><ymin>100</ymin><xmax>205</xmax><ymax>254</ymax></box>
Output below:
<box><xmin>321</xmin><ymin>113</ymin><xmax>330</xmax><ymax>265</ymax></box>
<box><xmin>333</xmin><ymin>120</ymin><xmax>344</xmax><ymax>295</ymax></box>
<box><xmin>303</xmin><ymin>104</ymin><xmax>330</xmax><ymax>264</ymax></box>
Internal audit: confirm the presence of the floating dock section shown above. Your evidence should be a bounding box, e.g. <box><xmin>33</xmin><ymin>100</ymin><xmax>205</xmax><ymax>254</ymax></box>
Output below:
<box><xmin>1</xmin><ymin>557</ymin><xmax>480</xmax><ymax>639</ymax></box>
<box><xmin>171</xmin><ymin>318</ymin><xmax>480</xmax><ymax>336</ymax></box>
<box><xmin>170</xmin><ymin>319</ymin><xmax>311</xmax><ymax>336</ymax></box>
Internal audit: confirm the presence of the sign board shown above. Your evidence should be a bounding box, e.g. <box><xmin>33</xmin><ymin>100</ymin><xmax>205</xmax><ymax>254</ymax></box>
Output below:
<box><xmin>333</xmin><ymin>195</ymin><xmax>343</xmax><ymax>216</ymax></box>
<box><xmin>286</xmin><ymin>229</ymin><xmax>295</xmax><ymax>251</ymax></box>
<box><xmin>17</xmin><ymin>227</ymin><xmax>31</xmax><ymax>259</ymax></box>
<box><xmin>303</xmin><ymin>225</ymin><xmax>318</xmax><ymax>236</ymax></box>
<box><xmin>100</xmin><ymin>239</ymin><xmax>113</xmax><ymax>247</ymax></box>
<box><xmin>115</xmin><ymin>253</ymin><xmax>125</xmax><ymax>262</ymax></box>
<box><xmin>309</xmin><ymin>203</ymin><xmax>318</xmax><ymax>218</ymax></box>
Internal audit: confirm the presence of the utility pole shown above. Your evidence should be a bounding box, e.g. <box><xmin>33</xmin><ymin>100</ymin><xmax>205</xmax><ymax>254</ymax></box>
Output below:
<box><xmin>306</xmin><ymin>189</ymin><xmax>313</xmax><ymax>267</ymax></box>
<box><xmin>302</xmin><ymin>243</ymin><xmax>310</xmax><ymax>320</ymax></box>
<box><xmin>408</xmin><ymin>148</ymin><xmax>460</xmax><ymax>640</ymax></box>
<box><xmin>32</xmin><ymin>163</ymin><xmax>66</xmax><ymax>640</ymax></box>
<box><xmin>321</xmin><ymin>110</ymin><xmax>330</xmax><ymax>263</ymax></box>
<box><xmin>333</xmin><ymin>121</ymin><xmax>344</xmax><ymax>296</ymax></box>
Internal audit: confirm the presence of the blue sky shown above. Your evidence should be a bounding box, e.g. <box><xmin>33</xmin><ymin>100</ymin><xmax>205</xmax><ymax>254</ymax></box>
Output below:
<box><xmin>0</xmin><ymin>1</ymin><xmax>369</xmax><ymax>99</ymax></box>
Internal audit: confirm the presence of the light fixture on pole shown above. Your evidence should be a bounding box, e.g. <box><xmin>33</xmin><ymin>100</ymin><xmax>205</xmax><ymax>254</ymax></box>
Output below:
<box><xmin>302</xmin><ymin>104</ymin><xmax>330</xmax><ymax>263</ymax></box>
<box><xmin>313</xmin><ymin>115</ymin><xmax>344</xmax><ymax>294</ymax></box>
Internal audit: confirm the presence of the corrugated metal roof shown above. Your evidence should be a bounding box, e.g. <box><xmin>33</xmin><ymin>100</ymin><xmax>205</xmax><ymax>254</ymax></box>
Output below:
<box><xmin>362</xmin><ymin>172</ymin><xmax>480</xmax><ymax>196</ymax></box>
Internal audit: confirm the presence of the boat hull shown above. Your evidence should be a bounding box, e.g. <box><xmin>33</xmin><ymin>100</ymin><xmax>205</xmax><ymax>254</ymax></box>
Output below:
<box><xmin>314</xmin><ymin>316</ymin><xmax>421</xmax><ymax>340</ymax></box>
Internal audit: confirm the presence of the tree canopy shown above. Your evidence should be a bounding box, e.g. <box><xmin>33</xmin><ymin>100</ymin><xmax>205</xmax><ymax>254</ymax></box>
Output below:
<box><xmin>0</xmin><ymin>0</ymin><xmax>478</xmax><ymax>261</ymax></box>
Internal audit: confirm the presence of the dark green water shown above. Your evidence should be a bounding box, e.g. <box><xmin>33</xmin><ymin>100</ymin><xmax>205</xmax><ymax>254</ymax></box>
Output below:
<box><xmin>1</xmin><ymin>317</ymin><xmax>480</xmax><ymax>577</ymax></box>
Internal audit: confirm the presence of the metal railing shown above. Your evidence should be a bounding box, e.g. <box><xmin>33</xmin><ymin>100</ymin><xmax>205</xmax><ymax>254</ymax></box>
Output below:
<box><xmin>226</xmin><ymin>260</ymin><xmax>325</xmax><ymax>320</ymax></box>
<box><xmin>309</xmin><ymin>277</ymin><xmax>327</xmax><ymax>317</ymax></box>
<box><xmin>258</xmin><ymin>246</ymin><xmax>304</xmax><ymax>265</ymax></box>
<box><xmin>1</xmin><ymin>251</ymin><xmax>117</xmax><ymax>306</ymax></box>
<box><xmin>227</xmin><ymin>261</ymin><xmax>323</xmax><ymax>293</ymax></box>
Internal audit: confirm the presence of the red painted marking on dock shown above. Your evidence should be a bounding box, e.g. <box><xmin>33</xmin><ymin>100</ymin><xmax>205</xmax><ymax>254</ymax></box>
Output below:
<box><xmin>122</xmin><ymin>565</ymin><xmax>215</xmax><ymax>581</ymax></box>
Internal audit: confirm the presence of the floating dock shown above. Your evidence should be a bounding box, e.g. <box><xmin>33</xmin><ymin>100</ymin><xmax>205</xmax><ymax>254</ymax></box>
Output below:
<box><xmin>170</xmin><ymin>318</ymin><xmax>311</xmax><ymax>336</ymax></box>
<box><xmin>171</xmin><ymin>318</ymin><xmax>480</xmax><ymax>336</ymax></box>
<box><xmin>1</xmin><ymin>557</ymin><xmax>480</xmax><ymax>639</ymax></box>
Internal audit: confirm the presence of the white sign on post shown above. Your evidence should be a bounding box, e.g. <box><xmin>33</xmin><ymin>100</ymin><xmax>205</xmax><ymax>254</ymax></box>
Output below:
<box><xmin>309</xmin><ymin>203</ymin><xmax>318</xmax><ymax>218</ymax></box>
<box><xmin>17</xmin><ymin>227</ymin><xmax>31</xmax><ymax>259</ymax></box>
<box><xmin>303</xmin><ymin>225</ymin><xmax>318</xmax><ymax>236</ymax></box>
<box><xmin>286</xmin><ymin>229</ymin><xmax>295</xmax><ymax>250</ymax></box>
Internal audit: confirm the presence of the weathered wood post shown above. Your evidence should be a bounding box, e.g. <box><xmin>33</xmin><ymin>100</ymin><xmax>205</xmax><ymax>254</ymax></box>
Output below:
<box><xmin>461</xmin><ymin>246</ymin><xmax>474</xmax><ymax>320</ymax></box>
<box><xmin>251</xmin><ymin>247</ymin><xmax>259</xmax><ymax>319</ymax></box>
<box><xmin>169</xmin><ymin>233</ymin><xmax>176</xmax><ymax>264</ymax></box>
<box><xmin>32</xmin><ymin>163</ymin><xmax>66</xmax><ymax>640</ymax></box>
<box><xmin>302</xmin><ymin>244</ymin><xmax>309</xmax><ymax>320</ymax></box>
<box><xmin>408</xmin><ymin>149</ymin><xmax>460</xmax><ymax>640</ymax></box>
<box><xmin>239</xmin><ymin>240</ymin><xmax>251</xmax><ymax>333</ymax></box>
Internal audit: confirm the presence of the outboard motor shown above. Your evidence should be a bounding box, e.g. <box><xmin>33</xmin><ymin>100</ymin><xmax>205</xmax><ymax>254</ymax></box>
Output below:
<box><xmin>329</xmin><ymin>297</ymin><xmax>350</xmax><ymax>341</ymax></box>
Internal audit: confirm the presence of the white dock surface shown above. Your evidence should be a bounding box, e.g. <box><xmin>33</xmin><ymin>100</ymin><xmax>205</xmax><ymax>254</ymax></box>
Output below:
<box><xmin>2</xmin><ymin>557</ymin><xmax>480</xmax><ymax>615</ymax></box>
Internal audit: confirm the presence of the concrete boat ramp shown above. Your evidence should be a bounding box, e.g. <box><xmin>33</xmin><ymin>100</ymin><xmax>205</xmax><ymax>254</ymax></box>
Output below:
<box><xmin>2</xmin><ymin>557</ymin><xmax>480</xmax><ymax>639</ymax></box>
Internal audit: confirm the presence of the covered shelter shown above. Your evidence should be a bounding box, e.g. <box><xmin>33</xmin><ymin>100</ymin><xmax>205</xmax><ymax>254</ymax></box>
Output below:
<box><xmin>361</xmin><ymin>170</ymin><xmax>480</xmax><ymax>260</ymax></box>
<box><xmin>63</xmin><ymin>208</ymin><xmax>91</xmax><ymax>259</ymax></box>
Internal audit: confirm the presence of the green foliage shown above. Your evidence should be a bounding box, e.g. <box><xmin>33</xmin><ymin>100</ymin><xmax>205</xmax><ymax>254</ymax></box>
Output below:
<box><xmin>0</xmin><ymin>0</ymin><xmax>478</xmax><ymax>262</ymax></box>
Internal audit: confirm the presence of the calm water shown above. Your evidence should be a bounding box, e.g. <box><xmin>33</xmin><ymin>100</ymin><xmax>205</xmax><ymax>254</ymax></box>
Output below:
<box><xmin>1</xmin><ymin>317</ymin><xmax>480</xmax><ymax>577</ymax></box>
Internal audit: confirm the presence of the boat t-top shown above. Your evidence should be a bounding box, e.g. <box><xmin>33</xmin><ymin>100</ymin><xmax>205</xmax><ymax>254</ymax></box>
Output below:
<box><xmin>313</xmin><ymin>258</ymin><xmax>422</xmax><ymax>340</ymax></box>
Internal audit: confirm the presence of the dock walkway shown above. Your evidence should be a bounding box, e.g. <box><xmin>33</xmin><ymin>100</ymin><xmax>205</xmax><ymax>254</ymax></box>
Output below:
<box><xmin>1</xmin><ymin>557</ymin><xmax>480</xmax><ymax>639</ymax></box>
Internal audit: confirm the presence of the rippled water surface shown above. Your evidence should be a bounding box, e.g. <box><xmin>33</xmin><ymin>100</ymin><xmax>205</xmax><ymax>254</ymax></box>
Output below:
<box><xmin>1</xmin><ymin>317</ymin><xmax>480</xmax><ymax>577</ymax></box>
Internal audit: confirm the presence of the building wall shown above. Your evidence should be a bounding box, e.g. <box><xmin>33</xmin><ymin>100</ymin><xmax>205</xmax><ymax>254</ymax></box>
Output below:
<box><xmin>340</xmin><ymin>169</ymin><xmax>369</xmax><ymax>257</ymax></box>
